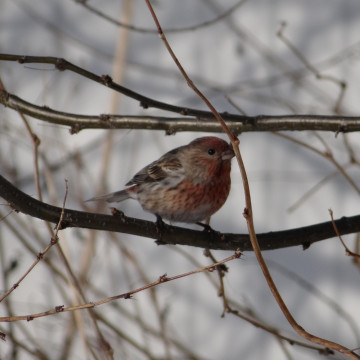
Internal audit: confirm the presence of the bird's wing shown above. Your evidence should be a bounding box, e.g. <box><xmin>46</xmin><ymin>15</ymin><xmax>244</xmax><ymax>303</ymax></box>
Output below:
<box><xmin>126</xmin><ymin>149</ymin><xmax>184</xmax><ymax>186</ymax></box>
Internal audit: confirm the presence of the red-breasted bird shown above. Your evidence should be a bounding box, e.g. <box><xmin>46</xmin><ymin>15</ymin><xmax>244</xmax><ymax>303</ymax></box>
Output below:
<box><xmin>87</xmin><ymin>137</ymin><xmax>234</xmax><ymax>223</ymax></box>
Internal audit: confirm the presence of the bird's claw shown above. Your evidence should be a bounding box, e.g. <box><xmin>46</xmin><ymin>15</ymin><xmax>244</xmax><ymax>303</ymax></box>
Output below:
<box><xmin>196</xmin><ymin>222</ymin><xmax>221</xmax><ymax>237</ymax></box>
<box><xmin>155</xmin><ymin>214</ymin><xmax>166</xmax><ymax>244</ymax></box>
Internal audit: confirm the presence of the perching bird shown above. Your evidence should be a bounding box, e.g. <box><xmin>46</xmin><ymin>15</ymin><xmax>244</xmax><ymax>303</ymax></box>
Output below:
<box><xmin>87</xmin><ymin>136</ymin><xmax>234</xmax><ymax>223</ymax></box>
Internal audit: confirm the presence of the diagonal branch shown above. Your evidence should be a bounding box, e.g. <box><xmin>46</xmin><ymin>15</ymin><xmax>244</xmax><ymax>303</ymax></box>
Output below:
<box><xmin>143</xmin><ymin>1</ymin><xmax>360</xmax><ymax>357</ymax></box>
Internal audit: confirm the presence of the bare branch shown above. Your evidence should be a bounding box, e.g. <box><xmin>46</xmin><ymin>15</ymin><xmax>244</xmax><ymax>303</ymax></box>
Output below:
<box><xmin>0</xmin><ymin>173</ymin><xmax>359</xmax><ymax>251</ymax></box>
<box><xmin>74</xmin><ymin>0</ymin><xmax>248</xmax><ymax>34</ymax></box>
<box><xmin>2</xmin><ymin>88</ymin><xmax>360</xmax><ymax>133</ymax></box>
<box><xmin>0</xmin><ymin>250</ymin><xmax>241</xmax><ymax>323</ymax></box>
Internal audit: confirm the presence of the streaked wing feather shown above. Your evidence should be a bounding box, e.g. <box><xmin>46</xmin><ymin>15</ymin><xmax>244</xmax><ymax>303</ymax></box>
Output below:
<box><xmin>126</xmin><ymin>151</ymin><xmax>183</xmax><ymax>186</ymax></box>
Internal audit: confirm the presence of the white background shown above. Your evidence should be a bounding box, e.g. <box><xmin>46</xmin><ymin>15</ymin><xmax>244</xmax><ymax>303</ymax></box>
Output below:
<box><xmin>0</xmin><ymin>0</ymin><xmax>360</xmax><ymax>359</ymax></box>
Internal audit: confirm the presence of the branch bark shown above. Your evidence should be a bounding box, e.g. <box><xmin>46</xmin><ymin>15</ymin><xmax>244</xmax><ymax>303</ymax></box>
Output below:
<box><xmin>1</xmin><ymin>55</ymin><xmax>360</xmax><ymax>133</ymax></box>
<box><xmin>1</xmin><ymin>174</ymin><xmax>359</xmax><ymax>251</ymax></box>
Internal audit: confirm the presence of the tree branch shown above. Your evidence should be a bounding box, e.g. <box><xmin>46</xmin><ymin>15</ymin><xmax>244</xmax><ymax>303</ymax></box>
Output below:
<box><xmin>0</xmin><ymin>174</ymin><xmax>359</xmax><ymax>251</ymax></box>
<box><xmin>1</xmin><ymin>89</ymin><xmax>360</xmax><ymax>133</ymax></box>
<box><xmin>1</xmin><ymin>55</ymin><xmax>360</xmax><ymax>133</ymax></box>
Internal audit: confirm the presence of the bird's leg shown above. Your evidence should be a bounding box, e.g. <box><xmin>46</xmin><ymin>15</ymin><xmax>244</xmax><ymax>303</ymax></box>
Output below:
<box><xmin>196</xmin><ymin>222</ymin><xmax>220</xmax><ymax>236</ymax></box>
<box><xmin>155</xmin><ymin>214</ymin><xmax>166</xmax><ymax>244</ymax></box>
<box><xmin>196</xmin><ymin>222</ymin><xmax>222</xmax><ymax>242</ymax></box>
<box><xmin>110</xmin><ymin>207</ymin><xmax>125</xmax><ymax>219</ymax></box>
<box><xmin>196</xmin><ymin>222</ymin><xmax>212</xmax><ymax>231</ymax></box>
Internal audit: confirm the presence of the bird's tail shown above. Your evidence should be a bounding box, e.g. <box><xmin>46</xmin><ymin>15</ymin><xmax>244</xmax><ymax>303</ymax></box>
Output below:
<box><xmin>86</xmin><ymin>190</ymin><xmax>130</xmax><ymax>203</ymax></box>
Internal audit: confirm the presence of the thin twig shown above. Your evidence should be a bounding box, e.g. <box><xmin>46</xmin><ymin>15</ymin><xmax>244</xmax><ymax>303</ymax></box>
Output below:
<box><xmin>0</xmin><ymin>180</ymin><xmax>69</xmax><ymax>303</ymax></box>
<box><xmin>144</xmin><ymin>0</ymin><xmax>236</xmax><ymax>142</ymax></box>
<box><xmin>274</xmin><ymin>132</ymin><xmax>360</xmax><ymax>195</ymax></box>
<box><xmin>329</xmin><ymin>209</ymin><xmax>360</xmax><ymax>258</ymax></box>
<box><xmin>75</xmin><ymin>0</ymin><xmax>247</xmax><ymax>34</ymax></box>
<box><xmin>0</xmin><ymin>250</ymin><xmax>241</xmax><ymax>322</ymax></box>
<box><xmin>235</xmin><ymin>134</ymin><xmax>360</xmax><ymax>359</ymax></box>
<box><xmin>287</xmin><ymin>164</ymin><xmax>353</xmax><ymax>213</ymax></box>
<box><xmin>144</xmin><ymin>1</ymin><xmax>360</xmax><ymax>358</ymax></box>
<box><xmin>277</xmin><ymin>22</ymin><xmax>347</xmax><ymax>114</ymax></box>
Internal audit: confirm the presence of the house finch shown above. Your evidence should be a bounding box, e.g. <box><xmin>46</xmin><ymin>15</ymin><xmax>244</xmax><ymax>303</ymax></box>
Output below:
<box><xmin>87</xmin><ymin>136</ymin><xmax>234</xmax><ymax>223</ymax></box>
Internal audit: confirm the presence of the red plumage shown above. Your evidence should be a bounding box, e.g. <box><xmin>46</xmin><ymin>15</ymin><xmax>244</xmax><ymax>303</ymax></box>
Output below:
<box><xmin>87</xmin><ymin>137</ymin><xmax>234</xmax><ymax>223</ymax></box>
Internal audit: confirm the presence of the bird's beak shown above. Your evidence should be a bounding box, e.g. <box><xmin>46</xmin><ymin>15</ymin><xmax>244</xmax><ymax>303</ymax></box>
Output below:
<box><xmin>222</xmin><ymin>148</ymin><xmax>235</xmax><ymax>161</ymax></box>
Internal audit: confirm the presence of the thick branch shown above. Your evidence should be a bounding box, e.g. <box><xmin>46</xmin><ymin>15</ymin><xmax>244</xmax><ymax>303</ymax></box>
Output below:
<box><xmin>0</xmin><ymin>174</ymin><xmax>359</xmax><ymax>251</ymax></box>
<box><xmin>1</xmin><ymin>89</ymin><xmax>360</xmax><ymax>133</ymax></box>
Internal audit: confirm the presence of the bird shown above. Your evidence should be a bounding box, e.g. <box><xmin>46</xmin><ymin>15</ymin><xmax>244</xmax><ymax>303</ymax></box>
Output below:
<box><xmin>87</xmin><ymin>136</ymin><xmax>234</xmax><ymax>223</ymax></box>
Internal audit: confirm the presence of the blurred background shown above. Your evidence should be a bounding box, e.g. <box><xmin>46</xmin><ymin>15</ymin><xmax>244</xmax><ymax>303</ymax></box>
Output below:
<box><xmin>0</xmin><ymin>0</ymin><xmax>360</xmax><ymax>359</ymax></box>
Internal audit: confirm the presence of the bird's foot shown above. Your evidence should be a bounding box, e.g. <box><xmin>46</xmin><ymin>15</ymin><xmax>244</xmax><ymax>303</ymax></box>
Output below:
<box><xmin>155</xmin><ymin>215</ymin><xmax>166</xmax><ymax>244</ymax></box>
<box><xmin>196</xmin><ymin>222</ymin><xmax>220</xmax><ymax>236</ymax></box>
<box><xmin>110</xmin><ymin>207</ymin><xmax>125</xmax><ymax>218</ymax></box>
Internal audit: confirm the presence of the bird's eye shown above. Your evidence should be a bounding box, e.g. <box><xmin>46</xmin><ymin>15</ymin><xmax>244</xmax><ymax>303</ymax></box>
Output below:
<box><xmin>207</xmin><ymin>148</ymin><xmax>216</xmax><ymax>155</ymax></box>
